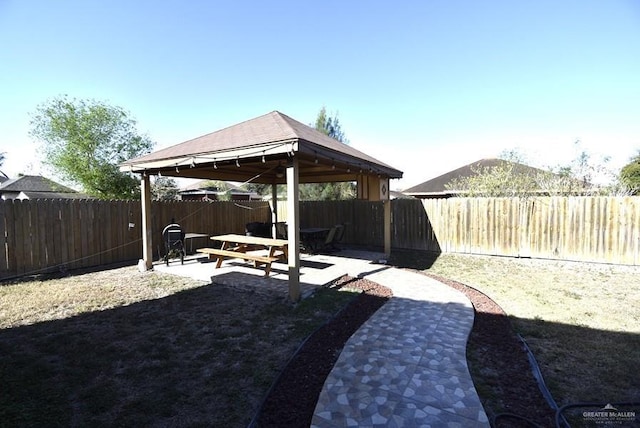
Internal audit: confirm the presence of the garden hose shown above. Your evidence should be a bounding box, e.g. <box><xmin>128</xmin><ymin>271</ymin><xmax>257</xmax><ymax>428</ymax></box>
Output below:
<box><xmin>491</xmin><ymin>333</ymin><xmax>568</xmax><ymax>427</ymax></box>
<box><xmin>493</xmin><ymin>334</ymin><xmax>639</xmax><ymax>428</ymax></box>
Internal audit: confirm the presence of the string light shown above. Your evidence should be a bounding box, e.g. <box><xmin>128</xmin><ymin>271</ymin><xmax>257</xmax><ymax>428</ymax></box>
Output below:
<box><xmin>175</xmin><ymin>165</ymin><xmax>180</xmax><ymax>173</ymax></box>
<box><xmin>190</xmin><ymin>158</ymin><xmax>195</xmax><ymax>168</ymax></box>
<box><xmin>213</xmin><ymin>159</ymin><xmax>217</xmax><ymax>169</ymax></box>
<box><xmin>261</xmin><ymin>152</ymin><xmax>266</xmax><ymax>163</ymax></box>
<box><xmin>236</xmin><ymin>157</ymin><xmax>240</xmax><ymax>167</ymax></box>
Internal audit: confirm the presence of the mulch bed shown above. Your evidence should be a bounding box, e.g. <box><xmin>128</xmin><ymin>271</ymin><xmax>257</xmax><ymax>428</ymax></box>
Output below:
<box><xmin>428</xmin><ymin>273</ymin><xmax>555</xmax><ymax>427</ymax></box>
<box><xmin>252</xmin><ymin>276</ymin><xmax>392</xmax><ymax>427</ymax></box>
<box><xmin>253</xmin><ymin>272</ymin><xmax>555</xmax><ymax>428</ymax></box>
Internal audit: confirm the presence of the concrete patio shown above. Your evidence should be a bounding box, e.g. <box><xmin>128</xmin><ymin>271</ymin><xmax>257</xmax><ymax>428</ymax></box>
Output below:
<box><xmin>153</xmin><ymin>248</ymin><xmax>390</xmax><ymax>300</ymax></box>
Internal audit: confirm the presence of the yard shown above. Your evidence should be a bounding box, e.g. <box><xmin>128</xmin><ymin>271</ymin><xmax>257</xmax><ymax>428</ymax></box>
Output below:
<box><xmin>391</xmin><ymin>250</ymin><xmax>640</xmax><ymax>421</ymax></box>
<box><xmin>0</xmin><ymin>266</ymin><xmax>360</xmax><ymax>427</ymax></box>
<box><xmin>1</xmin><ymin>252</ymin><xmax>638</xmax><ymax>426</ymax></box>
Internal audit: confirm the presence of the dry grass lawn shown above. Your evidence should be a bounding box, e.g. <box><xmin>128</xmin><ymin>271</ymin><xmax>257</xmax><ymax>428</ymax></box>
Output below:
<box><xmin>0</xmin><ymin>266</ymin><xmax>357</xmax><ymax>427</ymax></box>
<box><xmin>3</xmin><ymin>253</ymin><xmax>638</xmax><ymax>426</ymax></box>
<box><xmin>391</xmin><ymin>250</ymin><xmax>640</xmax><ymax>408</ymax></box>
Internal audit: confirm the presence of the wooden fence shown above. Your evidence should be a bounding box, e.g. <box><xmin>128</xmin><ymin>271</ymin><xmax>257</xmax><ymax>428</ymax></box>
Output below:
<box><xmin>418</xmin><ymin>196</ymin><xmax>640</xmax><ymax>265</ymax></box>
<box><xmin>0</xmin><ymin>199</ymin><xmax>271</xmax><ymax>279</ymax></box>
<box><xmin>291</xmin><ymin>196</ymin><xmax>640</xmax><ymax>266</ymax></box>
<box><xmin>2</xmin><ymin>196</ymin><xmax>639</xmax><ymax>279</ymax></box>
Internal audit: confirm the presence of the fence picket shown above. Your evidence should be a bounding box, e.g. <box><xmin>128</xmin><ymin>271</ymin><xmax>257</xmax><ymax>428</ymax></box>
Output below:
<box><xmin>1</xmin><ymin>196</ymin><xmax>639</xmax><ymax>279</ymax></box>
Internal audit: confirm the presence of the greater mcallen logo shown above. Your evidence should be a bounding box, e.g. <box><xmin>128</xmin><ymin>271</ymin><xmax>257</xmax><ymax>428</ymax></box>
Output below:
<box><xmin>582</xmin><ymin>403</ymin><xmax>636</xmax><ymax>425</ymax></box>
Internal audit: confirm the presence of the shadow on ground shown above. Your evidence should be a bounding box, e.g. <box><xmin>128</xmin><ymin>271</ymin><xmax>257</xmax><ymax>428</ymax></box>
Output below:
<box><xmin>388</xmin><ymin>248</ymin><xmax>441</xmax><ymax>270</ymax></box>
<box><xmin>0</xmin><ymin>273</ymin><xmax>356</xmax><ymax>427</ymax></box>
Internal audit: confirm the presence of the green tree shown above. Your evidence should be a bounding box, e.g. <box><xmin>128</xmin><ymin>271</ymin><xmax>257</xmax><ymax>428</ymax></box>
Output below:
<box><xmin>151</xmin><ymin>176</ymin><xmax>180</xmax><ymax>201</ymax></box>
<box><xmin>445</xmin><ymin>150</ymin><xmax>542</xmax><ymax>198</ymax></box>
<box><xmin>448</xmin><ymin>144</ymin><xmax>628</xmax><ymax>198</ymax></box>
<box><xmin>244</xmin><ymin>182</ymin><xmax>272</xmax><ymax>198</ymax></box>
<box><xmin>542</xmin><ymin>141</ymin><xmax>627</xmax><ymax>196</ymax></box>
<box><xmin>0</xmin><ymin>152</ymin><xmax>7</xmax><ymax>179</ymax></box>
<box><xmin>620</xmin><ymin>151</ymin><xmax>640</xmax><ymax>195</ymax></box>
<box><xmin>300</xmin><ymin>107</ymin><xmax>355</xmax><ymax>201</ymax></box>
<box><xmin>30</xmin><ymin>96</ymin><xmax>154</xmax><ymax>200</ymax></box>
<box><xmin>200</xmin><ymin>180</ymin><xmax>232</xmax><ymax>201</ymax></box>
<box><xmin>314</xmin><ymin>106</ymin><xmax>349</xmax><ymax>144</ymax></box>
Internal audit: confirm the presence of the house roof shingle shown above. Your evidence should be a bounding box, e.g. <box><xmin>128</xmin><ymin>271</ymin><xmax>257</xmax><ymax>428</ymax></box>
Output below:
<box><xmin>403</xmin><ymin>158</ymin><xmax>547</xmax><ymax>197</ymax></box>
<box><xmin>0</xmin><ymin>175</ymin><xmax>89</xmax><ymax>199</ymax></box>
<box><xmin>0</xmin><ymin>175</ymin><xmax>77</xmax><ymax>193</ymax></box>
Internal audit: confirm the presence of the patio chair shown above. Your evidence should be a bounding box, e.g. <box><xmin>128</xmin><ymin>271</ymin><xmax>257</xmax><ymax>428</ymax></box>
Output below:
<box><xmin>276</xmin><ymin>222</ymin><xmax>288</xmax><ymax>239</ymax></box>
<box><xmin>333</xmin><ymin>223</ymin><xmax>346</xmax><ymax>249</ymax></box>
<box><xmin>320</xmin><ymin>224</ymin><xmax>344</xmax><ymax>253</ymax></box>
<box><xmin>162</xmin><ymin>222</ymin><xmax>186</xmax><ymax>266</ymax></box>
<box><xmin>245</xmin><ymin>221</ymin><xmax>272</xmax><ymax>238</ymax></box>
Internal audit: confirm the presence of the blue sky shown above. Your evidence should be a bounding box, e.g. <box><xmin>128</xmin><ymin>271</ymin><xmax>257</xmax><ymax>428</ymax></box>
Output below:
<box><xmin>1</xmin><ymin>0</ymin><xmax>639</xmax><ymax>189</ymax></box>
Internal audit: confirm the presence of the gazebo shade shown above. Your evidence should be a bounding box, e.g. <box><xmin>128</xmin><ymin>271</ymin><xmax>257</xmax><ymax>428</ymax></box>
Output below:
<box><xmin>122</xmin><ymin>110</ymin><xmax>403</xmax><ymax>301</ymax></box>
<box><xmin>120</xmin><ymin>111</ymin><xmax>402</xmax><ymax>184</ymax></box>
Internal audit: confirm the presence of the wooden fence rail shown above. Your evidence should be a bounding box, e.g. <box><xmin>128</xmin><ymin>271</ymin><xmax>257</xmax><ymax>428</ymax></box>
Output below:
<box><xmin>2</xmin><ymin>196</ymin><xmax>638</xmax><ymax>279</ymax></box>
<box><xmin>418</xmin><ymin>196</ymin><xmax>640</xmax><ymax>265</ymax></box>
<box><xmin>0</xmin><ymin>199</ymin><xmax>271</xmax><ymax>279</ymax></box>
<box><xmin>291</xmin><ymin>196</ymin><xmax>640</xmax><ymax>265</ymax></box>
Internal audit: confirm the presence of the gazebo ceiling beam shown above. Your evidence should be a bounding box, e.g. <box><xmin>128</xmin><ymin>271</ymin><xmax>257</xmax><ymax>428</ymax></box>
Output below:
<box><xmin>122</xmin><ymin>140</ymin><xmax>400</xmax><ymax>180</ymax></box>
<box><xmin>123</xmin><ymin>140</ymin><xmax>298</xmax><ymax>173</ymax></box>
<box><xmin>150</xmin><ymin>166</ymin><xmax>363</xmax><ymax>185</ymax></box>
<box><xmin>133</xmin><ymin>153</ymin><xmax>392</xmax><ymax>185</ymax></box>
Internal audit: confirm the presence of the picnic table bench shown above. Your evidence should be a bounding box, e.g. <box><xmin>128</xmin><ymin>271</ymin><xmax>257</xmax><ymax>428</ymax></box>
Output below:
<box><xmin>197</xmin><ymin>234</ymin><xmax>288</xmax><ymax>276</ymax></box>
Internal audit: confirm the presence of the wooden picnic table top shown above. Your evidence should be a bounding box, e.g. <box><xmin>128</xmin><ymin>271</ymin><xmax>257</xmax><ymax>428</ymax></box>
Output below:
<box><xmin>210</xmin><ymin>234</ymin><xmax>288</xmax><ymax>247</ymax></box>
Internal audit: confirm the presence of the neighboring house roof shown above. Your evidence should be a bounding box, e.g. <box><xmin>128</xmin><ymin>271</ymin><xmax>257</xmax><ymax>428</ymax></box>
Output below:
<box><xmin>16</xmin><ymin>191</ymin><xmax>89</xmax><ymax>200</ymax></box>
<box><xmin>180</xmin><ymin>180</ymin><xmax>243</xmax><ymax>192</ymax></box>
<box><xmin>0</xmin><ymin>175</ymin><xmax>90</xmax><ymax>200</ymax></box>
<box><xmin>403</xmin><ymin>158</ymin><xmax>547</xmax><ymax>198</ymax></box>
<box><xmin>178</xmin><ymin>180</ymin><xmax>260</xmax><ymax>200</ymax></box>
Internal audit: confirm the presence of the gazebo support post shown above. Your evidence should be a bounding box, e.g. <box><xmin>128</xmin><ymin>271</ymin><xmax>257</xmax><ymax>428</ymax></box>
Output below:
<box><xmin>357</xmin><ymin>175</ymin><xmax>392</xmax><ymax>257</ymax></box>
<box><xmin>384</xmin><ymin>199</ymin><xmax>391</xmax><ymax>257</ymax></box>
<box><xmin>270</xmin><ymin>183</ymin><xmax>278</xmax><ymax>239</ymax></box>
<box><xmin>139</xmin><ymin>173</ymin><xmax>153</xmax><ymax>271</ymax></box>
<box><xmin>286</xmin><ymin>158</ymin><xmax>301</xmax><ymax>302</ymax></box>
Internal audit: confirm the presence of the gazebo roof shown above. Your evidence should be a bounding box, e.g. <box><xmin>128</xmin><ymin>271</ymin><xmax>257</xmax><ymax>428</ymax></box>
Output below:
<box><xmin>120</xmin><ymin>111</ymin><xmax>402</xmax><ymax>184</ymax></box>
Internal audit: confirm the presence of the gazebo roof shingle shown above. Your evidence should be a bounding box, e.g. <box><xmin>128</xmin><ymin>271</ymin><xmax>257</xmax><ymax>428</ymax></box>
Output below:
<box><xmin>121</xmin><ymin>111</ymin><xmax>402</xmax><ymax>183</ymax></box>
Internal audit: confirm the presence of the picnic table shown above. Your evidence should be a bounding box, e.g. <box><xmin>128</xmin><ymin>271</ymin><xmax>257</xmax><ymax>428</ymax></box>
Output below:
<box><xmin>197</xmin><ymin>234</ymin><xmax>288</xmax><ymax>276</ymax></box>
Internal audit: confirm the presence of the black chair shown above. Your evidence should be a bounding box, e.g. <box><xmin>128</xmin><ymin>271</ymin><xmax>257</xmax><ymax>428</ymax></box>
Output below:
<box><xmin>245</xmin><ymin>222</ymin><xmax>272</xmax><ymax>238</ymax></box>
<box><xmin>162</xmin><ymin>223</ymin><xmax>186</xmax><ymax>266</ymax></box>
<box><xmin>320</xmin><ymin>224</ymin><xmax>344</xmax><ymax>253</ymax></box>
<box><xmin>275</xmin><ymin>222</ymin><xmax>288</xmax><ymax>239</ymax></box>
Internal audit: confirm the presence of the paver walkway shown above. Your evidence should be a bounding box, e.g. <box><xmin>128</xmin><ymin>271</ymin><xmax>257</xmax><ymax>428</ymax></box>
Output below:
<box><xmin>156</xmin><ymin>249</ymin><xmax>489</xmax><ymax>426</ymax></box>
<box><xmin>311</xmin><ymin>266</ymin><xmax>489</xmax><ymax>427</ymax></box>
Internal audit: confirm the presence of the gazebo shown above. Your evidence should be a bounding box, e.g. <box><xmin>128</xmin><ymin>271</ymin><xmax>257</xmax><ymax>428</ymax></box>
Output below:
<box><xmin>120</xmin><ymin>111</ymin><xmax>403</xmax><ymax>301</ymax></box>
